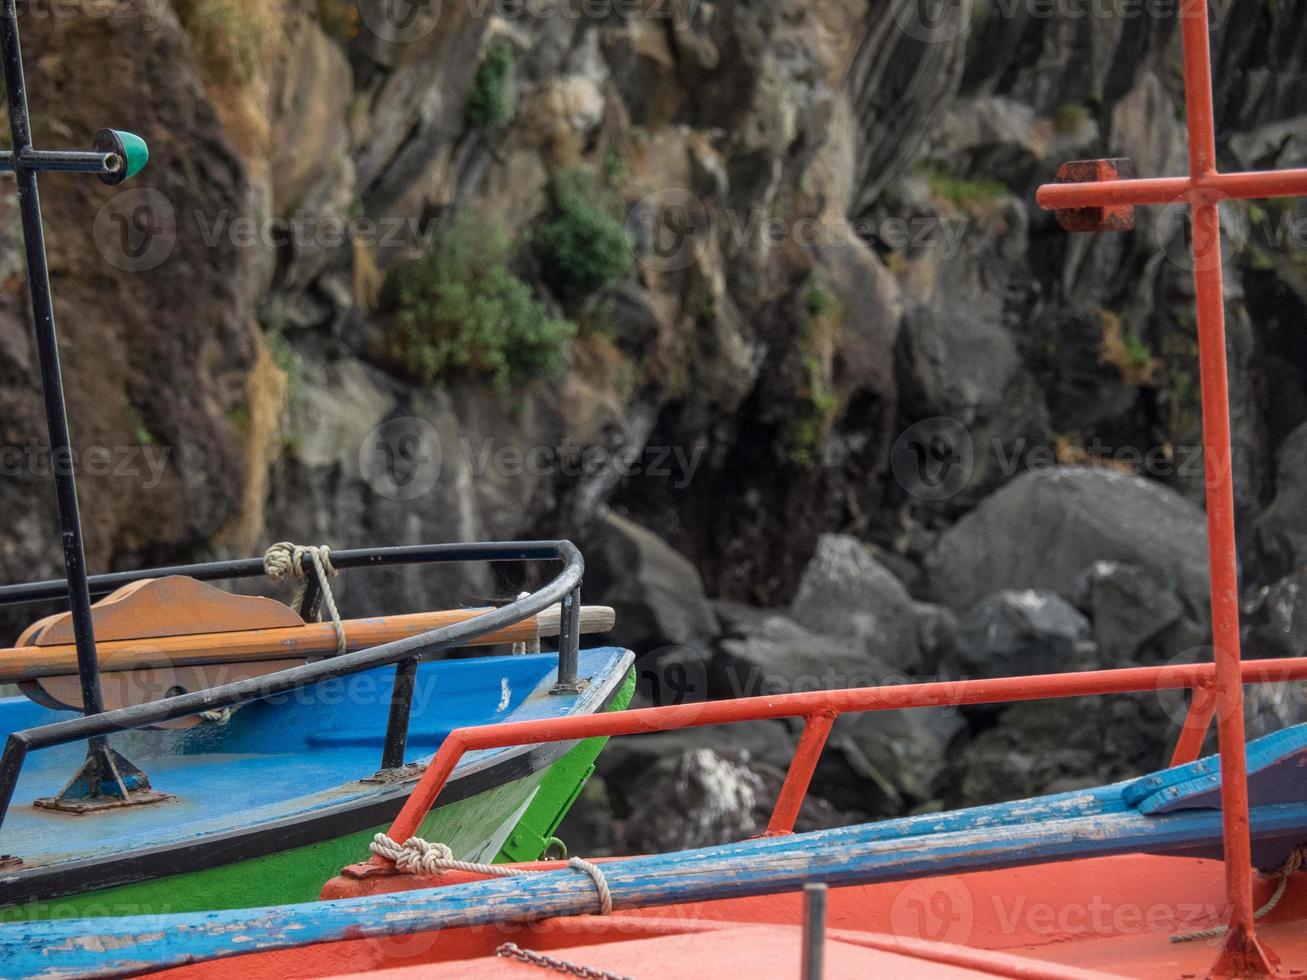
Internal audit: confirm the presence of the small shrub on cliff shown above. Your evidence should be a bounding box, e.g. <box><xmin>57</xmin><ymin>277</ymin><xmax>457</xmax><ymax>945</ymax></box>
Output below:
<box><xmin>466</xmin><ymin>38</ymin><xmax>517</xmax><ymax>129</ymax></box>
<box><xmin>920</xmin><ymin>162</ymin><xmax>1007</xmax><ymax>210</ymax></box>
<box><xmin>378</xmin><ymin>222</ymin><xmax>575</xmax><ymax>392</ymax></box>
<box><xmin>533</xmin><ymin>169</ymin><xmax>635</xmax><ymax>306</ymax></box>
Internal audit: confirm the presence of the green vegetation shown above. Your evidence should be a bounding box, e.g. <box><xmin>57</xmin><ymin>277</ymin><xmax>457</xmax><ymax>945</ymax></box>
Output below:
<box><xmin>533</xmin><ymin>168</ymin><xmax>635</xmax><ymax>306</ymax></box>
<box><xmin>124</xmin><ymin>403</ymin><xmax>155</xmax><ymax>446</ymax></box>
<box><xmin>920</xmin><ymin>163</ymin><xmax>1007</xmax><ymax>209</ymax></box>
<box><xmin>805</xmin><ymin>282</ymin><xmax>838</xmax><ymax>319</ymax></box>
<box><xmin>780</xmin><ymin>278</ymin><xmax>843</xmax><ymax>469</ymax></box>
<box><xmin>779</xmin><ymin>353</ymin><xmax>840</xmax><ymax>469</ymax></box>
<box><xmin>176</xmin><ymin>0</ymin><xmax>263</xmax><ymax>83</ymax></box>
<box><xmin>466</xmin><ymin>38</ymin><xmax>517</xmax><ymax>129</ymax></box>
<box><xmin>1097</xmin><ymin>308</ymin><xmax>1157</xmax><ymax>386</ymax></box>
<box><xmin>378</xmin><ymin>221</ymin><xmax>575</xmax><ymax>393</ymax></box>
<box><xmin>317</xmin><ymin>0</ymin><xmax>357</xmax><ymax>44</ymax></box>
<box><xmin>265</xmin><ymin>322</ymin><xmax>304</xmax><ymax>402</ymax></box>
<box><xmin>1053</xmin><ymin>103</ymin><xmax>1090</xmax><ymax>134</ymax></box>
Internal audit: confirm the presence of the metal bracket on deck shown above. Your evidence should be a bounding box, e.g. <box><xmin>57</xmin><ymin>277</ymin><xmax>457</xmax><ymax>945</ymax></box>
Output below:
<box><xmin>34</xmin><ymin>744</ymin><xmax>170</xmax><ymax>814</ymax></box>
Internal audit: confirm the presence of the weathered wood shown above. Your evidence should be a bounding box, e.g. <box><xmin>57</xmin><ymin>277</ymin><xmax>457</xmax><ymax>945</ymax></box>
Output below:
<box><xmin>0</xmin><ymin>604</ymin><xmax>616</xmax><ymax>685</ymax></box>
<box><xmin>27</xmin><ymin>577</ymin><xmax>307</xmax><ymax>646</ymax></box>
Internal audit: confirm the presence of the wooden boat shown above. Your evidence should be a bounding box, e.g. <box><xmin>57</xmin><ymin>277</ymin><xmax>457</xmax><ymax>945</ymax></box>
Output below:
<box><xmin>0</xmin><ymin>566</ymin><xmax>634</xmax><ymax>920</ymax></box>
<box><xmin>0</xmin><ymin>2</ymin><xmax>634</xmax><ymax>924</ymax></box>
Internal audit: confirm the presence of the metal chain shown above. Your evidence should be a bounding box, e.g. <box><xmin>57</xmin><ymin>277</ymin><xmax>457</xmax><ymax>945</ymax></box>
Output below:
<box><xmin>495</xmin><ymin>942</ymin><xmax>634</xmax><ymax>980</ymax></box>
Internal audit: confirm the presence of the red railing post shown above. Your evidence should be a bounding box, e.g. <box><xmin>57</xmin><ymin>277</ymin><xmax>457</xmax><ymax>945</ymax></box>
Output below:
<box><xmin>1176</xmin><ymin>3</ymin><xmax>1273</xmax><ymax>971</ymax></box>
<box><xmin>766</xmin><ymin>710</ymin><xmax>837</xmax><ymax>836</ymax></box>
<box><xmin>1170</xmin><ymin>678</ymin><xmax>1217</xmax><ymax>768</ymax></box>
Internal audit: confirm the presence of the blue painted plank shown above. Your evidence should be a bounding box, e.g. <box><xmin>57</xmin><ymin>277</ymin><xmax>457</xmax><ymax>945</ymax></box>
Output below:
<box><xmin>1126</xmin><ymin>723</ymin><xmax>1307</xmax><ymax>815</ymax></box>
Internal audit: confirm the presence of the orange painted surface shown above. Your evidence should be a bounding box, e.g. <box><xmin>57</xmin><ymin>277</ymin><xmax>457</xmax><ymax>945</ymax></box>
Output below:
<box><xmin>0</xmin><ymin>608</ymin><xmax>536</xmax><ymax>682</ymax></box>
<box><xmin>146</xmin><ymin>854</ymin><xmax>1307</xmax><ymax>978</ymax></box>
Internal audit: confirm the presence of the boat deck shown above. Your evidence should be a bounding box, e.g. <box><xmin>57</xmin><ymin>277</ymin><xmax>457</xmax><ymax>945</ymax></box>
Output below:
<box><xmin>0</xmin><ymin>647</ymin><xmax>629</xmax><ymax>871</ymax></box>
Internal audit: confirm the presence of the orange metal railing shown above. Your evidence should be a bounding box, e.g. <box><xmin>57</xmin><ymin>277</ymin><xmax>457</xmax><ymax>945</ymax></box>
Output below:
<box><xmin>379</xmin><ymin>654</ymin><xmax>1307</xmax><ymax>846</ymax></box>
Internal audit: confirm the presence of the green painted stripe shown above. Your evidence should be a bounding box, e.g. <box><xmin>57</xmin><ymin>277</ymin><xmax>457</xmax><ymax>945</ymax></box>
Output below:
<box><xmin>496</xmin><ymin>667</ymin><xmax>635</xmax><ymax>862</ymax></box>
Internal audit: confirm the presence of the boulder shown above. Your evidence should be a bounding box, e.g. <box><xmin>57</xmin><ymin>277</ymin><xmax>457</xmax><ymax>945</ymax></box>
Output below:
<box><xmin>946</xmin><ymin>696</ymin><xmax>1174</xmax><ymax>808</ymax></box>
<box><xmin>790</xmin><ymin>534</ymin><xmax>921</xmax><ymax>669</ymax></box>
<box><xmin>581</xmin><ymin>511</ymin><xmax>720</xmax><ymax>654</ymax></box>
<box><xmin>711</xmin><ymin>603</ymin><xmax>896</xmax><ymax>700</ymax></box>
<box><xmin>953</xmin><ymin>590</ymin><xmax>1090</xmax><ymax>680</ymax></box>
<box><xmin>912</xmin><ymin>601</ymin><xmax>959</xmax><ymax>672</ymax></box>
<box><xmin>1255</xmin><ymin>422</ymin><xmax>1307</xmax><ymax>581</ymax></box>
<box><xmin>825</xmin><ymin>706</ymin><xmax>967</xmax><ymax>813</ymax></box>
<box><xmin>1074</xmin><ymin>561</ymin><xmax>1185</xmax><ymax>665</ymax></box>
<box><xmin>924</xmin><ymin>468</ymin><xmax>1211</xmax><ymax>616</ymax></box>
<box><xmin>1246</xmin><ymin>567</ymin><xmax>1307</xmax><ymax>660</ymax></box>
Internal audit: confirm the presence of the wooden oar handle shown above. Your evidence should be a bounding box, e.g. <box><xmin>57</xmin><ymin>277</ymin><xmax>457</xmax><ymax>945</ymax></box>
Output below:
<box><xmin>0</xmin><ymin>604</ymin><xmax>616</xmax><ymax>683</ymax></box>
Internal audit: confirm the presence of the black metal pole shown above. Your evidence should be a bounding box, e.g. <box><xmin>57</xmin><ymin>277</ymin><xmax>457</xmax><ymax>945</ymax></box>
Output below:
<box><xmin>0</xmin><ymin>0</ymin><xmax>105</xmax><ymax>725</ymax></box>
<box><xmin>380</xmin><ymin>657</ymin><xmax>419</xmax><ymax>771</ymax></box>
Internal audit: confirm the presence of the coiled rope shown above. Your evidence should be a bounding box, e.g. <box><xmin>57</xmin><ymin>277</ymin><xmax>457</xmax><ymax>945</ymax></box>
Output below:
<box><xmin>1172</xmin><ymin>845</ymin><xmax>1306</xmax><ymax>943</ymax></box>
<box><xmin>369</xmin><ymin>833</ymin><xmax>612</xmax><ymax>916</ymax></box>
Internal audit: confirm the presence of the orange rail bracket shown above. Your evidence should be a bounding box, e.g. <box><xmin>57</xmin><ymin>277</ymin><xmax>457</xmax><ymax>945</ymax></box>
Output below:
<box><xmin>1051</xmin><ymin>158</ymin><xmax>1136</xmax><ymax>232</ymax></box>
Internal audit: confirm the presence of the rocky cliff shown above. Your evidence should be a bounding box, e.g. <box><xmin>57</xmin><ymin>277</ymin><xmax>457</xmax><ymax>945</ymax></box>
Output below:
<box><xmin>2</xmin><ymin>0</ymin><xmax>1307</xmax><ymax>843</ymax></box>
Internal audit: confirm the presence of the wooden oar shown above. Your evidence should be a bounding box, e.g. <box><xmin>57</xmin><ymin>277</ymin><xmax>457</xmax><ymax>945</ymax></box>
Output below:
<box><xmin>0</xmin><ymin>603</ymin><xmax>615</xmax><ymax>684</ymax></box>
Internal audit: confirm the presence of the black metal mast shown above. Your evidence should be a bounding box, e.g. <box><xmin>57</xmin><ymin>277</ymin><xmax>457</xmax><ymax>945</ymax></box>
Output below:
<box><xmin>0</xmin><ymin>0</ymin><xmax>106</xmax><ymax>727</ymax></box>
<box><xmin>0</xmin><ymin>0</ymin><xmax>156</xmax><ymax>805</ymax></box>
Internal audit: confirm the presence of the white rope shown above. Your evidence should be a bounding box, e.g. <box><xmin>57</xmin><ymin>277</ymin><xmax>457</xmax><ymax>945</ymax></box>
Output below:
<box><xmin>264</xmin><ymin>541</ymin><xmax>345</xmax><ymax>657</ymax></box>
<box><xmin>370</xmin><ymin>833</ymin><xmax>612</xmax><ymax>915</ymax></box>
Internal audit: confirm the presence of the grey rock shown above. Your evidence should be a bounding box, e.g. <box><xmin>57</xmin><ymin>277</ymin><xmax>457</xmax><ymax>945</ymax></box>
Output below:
<box><xmin>1255</xmin><ymin>422</ymin><xmax>1307</xmax><ymax>580</ymax></box>
<box><xmin>947</xmin><ymin>696</ymin><xmax>1173</xmax><ymax>808</ymax></box>
<box><xmin>582</xmin><ymin>511</ymin><xmax>719</xmax><ymax>654</ymax></box>
<box><xmin>828</xmin><ymin>705</ymin><xmax>967</xmax><ymax>810</ymax></box>
<box><xmin>912</xmin><ymin>601</ymin><xmax>958</xmax><ymax>671</ymax></box>
<box><xmin>954</xmin><ymin>590</ymin><xmax>1090</xmax><ymax>680</ymax></box>
<box><xmin>790</xmin><ymin>534</ymin><xmax>920</xmax><ymax>669</ymax></box>
<box><xmin>1074</xmin><ymin>561</ymin><xmax>1185</xmax><ymax>665</ymax></box>
<box><xmin>711</xmin><ymin>606</ymin><xmax>897</xmax><ymax>700</ymax></box>
<box><xmin>1246</xmin><ymin>567</ymin><xmax>1307</xmax><ymax>660</ymax></box>
<box><xmin>924</xmin><ymin>468</ymin><xmax>1211</xmax><ymax>616</ymax></box>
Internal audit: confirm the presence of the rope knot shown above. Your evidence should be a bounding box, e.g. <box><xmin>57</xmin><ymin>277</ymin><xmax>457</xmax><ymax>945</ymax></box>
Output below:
<box><xmin>264</xmin><ymin>541</ymin><xmax>345</xmax><ymax>656</ymax></box>
<box><xmin>368</xmin><ymin>833</ymin><xmax>612</xmax><ymax>915</ymax></box>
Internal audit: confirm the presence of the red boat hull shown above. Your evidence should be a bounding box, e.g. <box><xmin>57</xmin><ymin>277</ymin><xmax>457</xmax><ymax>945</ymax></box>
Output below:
<box><xmin>148</xmin><ymin>853</ymin><xmax>1307</xmax><ymax>978</ymax></box>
